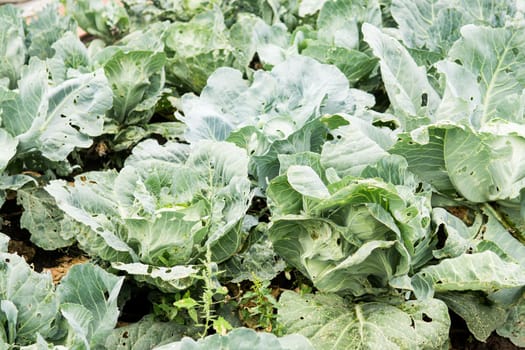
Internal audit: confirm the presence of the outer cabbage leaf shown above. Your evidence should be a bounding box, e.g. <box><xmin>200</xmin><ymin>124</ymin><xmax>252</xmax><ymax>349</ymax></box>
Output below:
<box><xmin>0</xmin><ymin>129</ymin><xmax>17</xmax><ymax>173</ymax></box>
<box><xmin>316</xmin><ymin>0</ymin><xmax>381</xmax><ymax>51</ymax></box>
<box><xmin>497</xmin><ymin>297</ymin><xmax>525</xmax><ymax>347</ymax></box>
<box><xmin>430</xmin><ymin>208</ymin><xmax>476</xmax><ymax>259</ymax></box>
<box><xmin>0</xmin><ymin>5</ymin><xmax>25</xmax><ymax>89</ymax></box>
<box><xmin>298</xmin><ymin>0</ymin><xmax>328</xmax><ymax>16</ymax></box>
<box><xmin>230</xmin><ymin>13</ymin><xmax>292</xmax><ymax>69</ymax></box>
<box><xmin>1</xmin><ymin>58</ymin><xmax>113</xmax><ymax>163</ymax></box>
<box><xmin>391</xmin><ymin>0</ymin><xmax>463</xmax><ymax>54</ymax></box>
<box><xmin>0</xmin><ymin>175</ymin><xmax>37</xmax><ymax>218</ymax></box>
<box><xmin>438</xmin><ymin>292</ymin><xmax>508</xmax><ymax>342</ymax></box>
<box><xmin>300</xmin><ymin>43</ymin><xmax>377</xmax><ymax>85</ymax></box>
<box><xmin>45</xmin><ymin>171</ymin><xmax>137</xmax><ymax>262</ymax></box>
<box><xmin>362</xmin><ymin>23</ymin><xmax>440</xmax><ymax>130</ymax></box>
<box><xmin>296</xmin><ymin>0</ymin><xmax>380</xmax><ymax>83</ymax></box>
<box><xmin>25</xmin><ymin>3</ymin><xmax>77</xmax><ymax>59</ymax></box>
<box><xmin>57</xmin><ymin>263</ymin><xmax>124</xmax><ymax>348</ymax></box>
<box><xmin>153</xmin><ymin>327</ymin><xmax>314</xmax><ymax>350</ymax></box>
<box><xmin>112</xmin><ymin>263</ymin><xmax>198</xmax><ymax>293</ymax></box>
<box><xmin>105</xmin><ymin>314</ymin><xmax>197</xmax><ymax>350</ymax></box>
<box><xmin>278</xmin><ymin>291</ymin><xmax>450</xmax><ymax>350</ymax></box>
<box><xmin>246</xmin><ymin>118</ymin><xmax>327</xmax><ymax>187</ymax></box>
<box><xmin>0</xmin><ymin>252</ymin><xmax>60</xmax><ymax>345</ymax></box>
<box><xmin>0</xmin><ymin>233</ymin><xmax>8</xmax><ymax>252</ymax></box>
<box><xmin>412</xmin><ymin>251</ymin><xmax>525</xmax><ymax>298</ymax></box>
<box><xmin>446</xmin><ymin>25</ymin><xmax>525</xmax><ymax>127</ymax></box>
<box><xmin>389</xmin><ymin>127</ymin><xmax>455</xmax><ymax>194</ymax></box>
<box><xmin>17</xmin><ymin>187</ymin><xmax>78</xmax><ymax>250</ymax></box>
<box><xmin>444</xmin><ymin>126</ymin><xmax>525</xmax><ymax>202</ymax></box>
<box><xmin>47</xmin><ymin>32</ymin><xmax>91</xmax><ymax>83</ymax></box>
<box><xmin>124</xmin><ymin>138</ymin><xmax>190</xmax><ymax>166</ymax></box>
<box><xmin>64</xmin><ymin>0</ymin><xmax>130</xmax><ymax>42</ymax></box>
<box><xmin>117</xmin><ymin>21</ymin><xmax>169</xmax><ymax>52</ymax></box>
<box><xmin>479</xmin><ymin>206</ymin><xmax>525</xmax><ymax>267</ymax></box>
<box><xmin>434</xmin><ymin>60</ymin><xmax>481</xmax><ymax>123</ymax></box>
<box><xmin>390</xmin><ymin>122</ymin><xmax>525</xmax><ymax>202</ymax></box>
<box><xmin>320</xmin><ymin>115</ymin><xmax>396</xmax><ymax>178</ymax></box>
<box><xmin>458</xmin><ymin>0</ymin><xmax>516</xmax><ymax>27</ymax></box>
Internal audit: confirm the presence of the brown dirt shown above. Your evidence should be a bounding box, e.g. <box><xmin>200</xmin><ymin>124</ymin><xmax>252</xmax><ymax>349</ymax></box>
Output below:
<box><xmin>43</xmin><ymin>255</ymin><xmax>90</xmax><ymax>284</ymax></box>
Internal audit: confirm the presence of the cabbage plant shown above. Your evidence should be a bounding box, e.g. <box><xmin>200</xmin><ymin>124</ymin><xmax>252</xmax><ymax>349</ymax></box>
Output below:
<box><xmin>46</xmin><ymin>140</ymin><xmax>252</xmax><ymax>291</ymax></box>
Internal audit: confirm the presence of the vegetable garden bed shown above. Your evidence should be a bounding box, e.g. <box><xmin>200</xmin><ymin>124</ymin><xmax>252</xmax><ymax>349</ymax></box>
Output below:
<box><xmin>0</xmin><ymin>0</ymin><xmax>524</xmax><ymax>349</ymax></box>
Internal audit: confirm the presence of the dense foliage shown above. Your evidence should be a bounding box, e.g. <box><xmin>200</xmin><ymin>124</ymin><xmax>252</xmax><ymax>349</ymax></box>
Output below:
<box><xmin>0</xmin><ymin>0</ymin><xmax>524</xmax><ymax>348</ymax></box>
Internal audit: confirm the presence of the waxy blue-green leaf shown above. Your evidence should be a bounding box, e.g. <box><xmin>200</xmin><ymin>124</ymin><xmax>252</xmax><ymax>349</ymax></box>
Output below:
<box><xmin>497</xmin><ymin>297</ymin><xmax>525</xmax><ymax>347</ymax></box>
<box><xmin>298</xmin><ymin>0</ymin><xmax>328</xmax><ymax>16</ymax></box>
<box><xmin>413</xmin><ymin>251</ymin><xmax>525</xmax><ymax>297</ymax></box>
<box><xmin>389</xmin><ymin>127</ymin><xmax>455</xmax><ymax>194</ymax></box>
<box><xmin>57</xmin><ymin>263</ymin><xmax>124</xmax><ymax>348</ymax></box>
<box><xmin>1</xmin><ymin>58</ymin><xmax>113</xmax><ymax>163</ymax></box>
<box><xmin>301</xmin><ymin>44</ymin><xmax>377</xmax><ymax>84</ymax></box>
<box><xmin>447</xmin><ymin>25</ymin><xmax>525</xmax><ymax>127</ymax></box>
<box><xmin>438</xmin><ymin>292</ymin><xmax>508</xmax><ymax>342</ymax></box>
<box><xmin>17</xmin><ymin>187</ymin><xmax>78</xmax><ymax>250</ymax></box>
<box><xmin>47</xmin><ymin>31</ymin><xmax>90</xmax><ymax>83</ymax></box>
<box><xmin>230</xmin><ymin>13</ymin><xmax>291</xmax><ymax>68</ymax></box>
<box><xmin>0</xmin><ymin>253</ymin><xmax>59</xmax><ymax>345</ymax></box>
<box><xmin>1</xmin><ymin>299</ymin><xmax>18</xmax><ymax>344</ymax></box>
<box><xmin>458</xmin><ymin>0</ymin><xmax>516</xmax><ymax>27</ymax></box>
<box><xmin>278</xmin><ymin>291</ymin><xmax>450</xmax><ymax>350</ymax></box>
<box><xmin>320</xmin><ymin>115</ymin><xmax>396</xmax><ymax>178</ymax></box>
<box><xmin>106</xmin><ymin>314</ymin><xmax>197</xmax><ymax>350</ymax></box>
<box><xmin>286</xmin><ymin>165</ymin><xmax>330</xmax><ymax>199</ymax></box>
<box><xmin>391</xmin><ymin>0</ymin><xmax>515</xmax><ymax>54</ymax></box>
<box><xmin>362</xmin><ymin>23</ymin><xmax>440</xmax><ymax>130</ymax></box>
<box><xmin>0</xmin><ymin>5</ymin><xmax>25</xmax><ymax>89</ymax></box>
<box><xmin>431</xmin><ymin>208</ymin><xmax>475</xmax><ymax>259</ymax></box>
<box><xmin>317</xmin><ymin>0</ymin><xmax>381</xmax><ymax>50</ymax></box>
<box><xmin>0</xmin><ymin>233</ymin><xmax>8</xmax><ymax>252</ymax></box>
<box><xmin>26</xmin><ymin>3</ymin><xmax>77</xmax><ymax>60</ymax></box>
<box><xmin>112</xmin><ymin>263</ymin><xmax>198</xmax><ymax>293</ymax></box>
<box><xmin>154</xmin><ymin>327</ymin><xmax>314</xmax><ymax>350</ymax></box>
<box><xmin>434</xmin><ymin>60</ymin><xmax>481</xmax><ymax>122</ymax></box>
<box><xmin>296</xmin><ymin>0</ymin><xmax>380</xmax><ymax>83</ymax></box>
<box><xmin>0</xmin><ymin>129</ymin><xmax>17</xmax><ymax>173</ymax></box>
<box><xmin>391</xmin><ymin>0</ymin><xmax>463</xmax><ymax>54</ymax></box>
<box><xmin>45</xmin><ymin>171</ymin><xmax>138</xmax><ymax>262</ymax></box>
<box><xmin>479</xmin><ymin>206</ymin><xmax>525</xmax><ymax>267</ymax></box>
<box><xmin>444</xmin><ymin>126</ymin><xmax>525</xmax><ymax>202</ymax></box>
